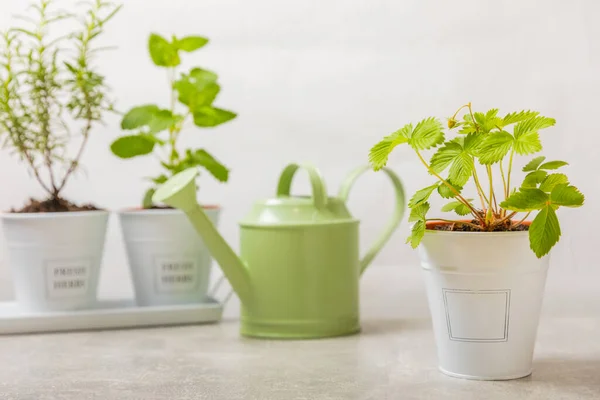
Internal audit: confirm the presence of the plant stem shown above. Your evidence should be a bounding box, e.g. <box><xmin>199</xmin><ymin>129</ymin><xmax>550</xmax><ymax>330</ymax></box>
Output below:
<box><xmin>168</xmin><ymin>67</ymin><xmax>178</xmax><ymax>164</ymax></box>
<box><xmin>513</xmin><ymin>212</ymin><xmax>531</xmax><ymax>228</ymax></box>
<box><xmin>426</xmin><ymin>218</ymin><xmax>483</xmax><ymax>230</ymax></box>
<box><xmin>415</xmin><ymin>150</ymin><xmax>483</xmax><ymax>222</ymax></box>
<box><xmin>472</xmin><ymin>163</ymin><xmax>489</xmax><ymax>209</ymax></box>
<box><xmin>486</xmin><ymin>165</ymin><xmax>495</xmax><ymax>219</ymax></box>
<box><xmin>499</xmin><ymin>160</ymin><xmax>508</xmax><ymax>218</ymax></box>
<box><xmin>506</xmin><ymin>148</ymin><xmax>515</xmax><ymax>198</ymax></box>
<box><xmin>494</xmin><ymin>211</ymin><xmax>518</xmax><ymax>226</ymax></box>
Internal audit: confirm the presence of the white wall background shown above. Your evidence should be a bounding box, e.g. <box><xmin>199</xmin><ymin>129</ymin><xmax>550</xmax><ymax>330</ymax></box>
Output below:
<box><xmin>0</xmin><ymin>0</ymin><xmax>599</xmax><ymax>302</ymax></box>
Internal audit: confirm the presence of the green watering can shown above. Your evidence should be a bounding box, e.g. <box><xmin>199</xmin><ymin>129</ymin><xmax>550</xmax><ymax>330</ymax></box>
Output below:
<box><xmin>153</xmin><ymin>163</ymin><xmax>406</xmax><ymax>339</ymax></box>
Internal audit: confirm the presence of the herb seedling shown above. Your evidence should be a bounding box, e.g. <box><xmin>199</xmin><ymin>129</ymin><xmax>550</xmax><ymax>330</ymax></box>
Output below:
<box><xmin>369</xmin><ymin>103</ymin><xmax>584</xmax><ymax>258</ymax></box>
<box><xmin>110</xmin><ymin>33</ymin><xmax>236</xmax><ymax>208</ymax></box>
<box><xmin>0</xmin><ymin>0</ymin><xmax>121</xmax><ymax>212</ymax></box>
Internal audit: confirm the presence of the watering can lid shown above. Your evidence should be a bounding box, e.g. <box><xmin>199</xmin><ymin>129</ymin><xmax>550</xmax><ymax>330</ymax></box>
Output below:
<box><xmin>239</xmin><ymin>164</ymin><xmax>356</xmax><ymax>227</ymax></box>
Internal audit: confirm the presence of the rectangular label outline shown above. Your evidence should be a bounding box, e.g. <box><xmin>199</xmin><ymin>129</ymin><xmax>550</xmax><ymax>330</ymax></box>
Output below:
<box><xmin>44</xmin><ymin>257</ymin><xmax>93</xmax><ymax>300</ymax></box>
<box><xmin>442</xmin><ymin>288</ymin><xmax>511</xmax><ymax>343</ymax></box>
<box><xmin>153</xmin><ymin>253</ymin><xmax>200</xmax><ymax>295</ymax></box>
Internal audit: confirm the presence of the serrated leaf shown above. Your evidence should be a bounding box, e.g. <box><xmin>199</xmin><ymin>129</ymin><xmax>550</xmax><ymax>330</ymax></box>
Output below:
<box><xmin>193</xmin><ymin>107</ymin><xmax>237</xmax><ymax>127</ymax></box>
<box><xmin>429</xmin><ymin>140</ymin><xmax>473</xmax><ymax>186</ymax></box>
<box><xmin>430</xmin><ymin>141</ymin><xmax>462</xmax><ymax>173</ymax></box>
<box><xmin>463</xmin><ymin>133</ymin><xmax>484</xmax><ymax>154</ymax></box>
<box><xmin>529</xmin><ymin>205</ymin><xmax>560</xmax><ymax>258</ymax></box>
<box><xmin>521</xmin><ymin>170</ymin><xmax>548</xmax><ymax>189</ymax></box>
<box><xmin>149</xmin><ymin>33</ymin><xmax>180</xmax><ymax>67</ymax></box>
<box><xmin>121</xmin><ymin>105</ymin><xmax>160</xmax><ymax>130</ymax></box>
<box><xmin>501</xmin><ymin>110</ymin><xmax>540</xmax><ymax>127</ymax></box>
<box><xmin>479</xmin><ymin>109</ymin><xmax>501</xmax><ymax>133</ymax></box>
<box><xmin>441</xmin><ymin>200</ymin><xmax>472</xmax><ymax>216</ymax></box>
<box><xmin>110</xmin><ymin>135</ymin><xmax>155</xmax><ymax>158</ymax></box>
<box><xmin>500</xmin><ymin>188</ymin><xmax>548</xmax><ymax>211</ymax></box>
<box><xmin>368</xmin><ymin>124</ymin><xmax>411</xmax><ymax>170</ymax></box>
<box><xmin>539</xmin><ymin>173</ymin><xmax>568</xmax><ymax>193</ymax></box>
<box><xmin>408</xmin><ymin>202</ymin><xmax>430</xmax><ymax>223</ymax></box>
<box><xmin>478</xmin><ymin>131</ymin><xmax>514</xmax><ymax>164</ymax></box>
<box><xmin>448</xmin><ymin>152</ymin><xmax>473</xmax><ymax>186</ymax></box>
<box><xmin>142</xmin><ymin>188</ymin><xmax>156</xmax><ymax>208</ymax></box>
<box><xmin>523</xmin><ymin>156</ymin><xmax>546</xmax><ymax>172</ymax></box>
<box><xmin>550</xmin><ymin>184</ymin><xmax>584</xmax><ymax>208</ymax></box>
<box><xmin>437</xmin><ymin>180</ymin><xmax>463</xmax><ymax>199</ymax></box>
<box><xmin>512</xmin><ymin>116</ymin><xmax>555</xmax><ymax>155</ymax></box>
<box><xmin>408</xmin><ymin>117</ymin><xmax>444</xmax><ymax>150</ymax></box>
<box><xmin>408</xmin><ymin>184</ymin><xmax>438</xmax><ymax>208</ymax></box>
<box><xmin>174</xmin><ymin>36</ymin><xmax>208</xmax><ymax>52</ymax></box>
<box><xmin>407</xmin><ymin>220</ymin><xmax>426</xmax><ymax>249</ymax></box>
<box><xmin>539</xmin><ymin>160</ymin><xmax>568</xmax><ymax>170</ymax></box>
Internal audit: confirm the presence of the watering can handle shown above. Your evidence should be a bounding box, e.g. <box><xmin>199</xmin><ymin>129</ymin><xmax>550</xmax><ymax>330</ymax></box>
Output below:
<box><xmin>276</xmin><ymin>163</ymin><xmax>328</xmax><ymax>210</ymax></box>
<box><xmin>339</xmin><ymin>165</ymin><xmax>406</xmax><ymax>275</ymax></box>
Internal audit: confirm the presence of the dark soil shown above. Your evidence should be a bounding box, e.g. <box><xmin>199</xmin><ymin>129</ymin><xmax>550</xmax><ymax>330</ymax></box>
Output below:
<box><xmin>147</xmin><ymin>205</ymin><xmax>174</xmax><ymax>210</ymax></box>
<box><xmin>11</xmin><ymin>197</ymin><xmax>102</xmax><ymax>213</ymax></box>
<box><xmin>429</xmin><ymin>220</ymin><xmax>529</xmax><ymax>232</ymax></box>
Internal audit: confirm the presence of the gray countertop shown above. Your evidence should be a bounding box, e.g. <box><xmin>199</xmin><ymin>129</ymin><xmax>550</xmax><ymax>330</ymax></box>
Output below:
<box><xmin>1</xmin><ymin>265</ymin><xmax>599</xmax><ymax>399</ymax></box>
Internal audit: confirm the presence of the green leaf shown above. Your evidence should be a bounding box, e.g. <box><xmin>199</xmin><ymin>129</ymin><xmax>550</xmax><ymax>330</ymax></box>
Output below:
<box><xmin>429</xmin><ymin>140</ymin><xmax>473</xmax><ymax>186</ymax></box>
<box><xmin>539</xmin><ymin>173</ymin><xmax>568</xmax><ymax>193</ymax></box>
<box><xmin>142</xmin><ymin>188</ymin><xmax>156</xmax><ymax>208</ymax></box>
<box><xmin>148</xmin><ymin>33</ymin><xmax>180</xmax><ymax>67</ymax></box>
<box><xmin>500</xmin><ymin>188</ymin><xmax>548</xmax><ymax>212</ymax></box>
<box><xmin>188</xmin><ymin>149</ymin><xmax>229</xmax><ymax>182</ymax></box>
<box><xmin>430</xmin><ymin>141</ymin><xmax>460</xmax><ymax>171</ymax></box>
<box><xmin>174</xmin><ymin>36</ymin><xmax>208</xmax><ymax>52</ymax></box>
<box><xmin>521</xmin><ymin>170</ymin><xmax>548</xmax><ymax>189</ymax></box>
<box><xmin>550</xmin><ymin>184</ymin><xmax>584</xmax><ymax>208</ymax></box>
<box><xmin>479</xmin><ymin>109</ymin><xmax>501</xmax><ymax>133</ymax></box>
<box><xmin>174</xmin><ymin>69</ymin><xmax>220</xmax><ymax>111</ymax></box>
<box><xmin>193</xmin><ymin>107</ymin><xmax>237</xmax><ymax>127</ymax></box>
<box><xmin>150</xmin><ymin>175</ymin><xmax>169</xmax><ymax>184</ymax></box>
<box><xmin>409</xmin><ymin>117</ymin><xmax>444</xmax><ymax>150</ymax></box>
<box><xmin>148</xmin><ymin>109</ymin><xmax>178</xmax><ymax>133</ymax></box>
<box><xmin>512</xmin><ymin>116</ymin><xmax>555</xmax><ymax>155</ymax></box>
<box><xmin>110</xmin><ymin>135</ymin><xmax>155</xmax><ymax>158</ymax></box>
<box><xmin>441</xmin><ymin>200</ymin><xmax>472</xmax><ymax>216</ymax></box>
<box><xmin>529</xmin><ymin>205</ymin><xmax>560</xmax><ymax>258</ymax></box>
<box><xmin>523</xmin><ymin>156</ymin><xmax>546</xmax><ymax>172</ymax></box>
<box><xmin>368</xmin><ymin>124</ymin><xmax>411</xmax><ymax>171</ymax></box>
<box><xmin>408</xmin><ymin>184</ymin><xmax>438</xmax><ymax>208</ymax></box>
<box><xmin>437</xmin><ymin>180</ymin><xmax>463</xmax><ymax>199</ymax></box>
<box><xmin>407</xmin><ymin>220</ymin><xmax>426</xmax><ymax>249</ymax></box>
<box><xmin>408</xmin><ymin>202</ymin><xmax>430</xmax><ymax>223</ymax></box>
<box><xmin>463</xmin><ymin>133</ymin><xmax>484</xmax><ymax>154</ymax></box>
<box><xmin>539</xmin><ymin>160</ymin><xmax>568</xmax><ymax>170</ymax></box>
<box><xmin>477</xmin><ymin>131</ymin><xmax>514</xmax><ymax>164</ymax></box>
<box><xmin>121</xmin><ymin>105</ymin><xmax>160</xmax><ymax>130</ymax></box>
<box><xmin>500</xmin><ymin>110</ymin><xmax>540</xmax><ymax>127</ymax></box>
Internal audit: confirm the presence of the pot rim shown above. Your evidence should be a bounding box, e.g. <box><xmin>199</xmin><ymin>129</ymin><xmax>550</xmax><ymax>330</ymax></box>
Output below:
<box><xmin>424</xmin><ymin>220</ymin><xmax>531</xmax><ymax>237</ymax></box>
<box><xmin>117</xmin><ymin>205</ymin><xmax>221</xmax><ymax>216</ymax></box>
<box><xmin>0</xmin><ymin>209</ymin><xmax>109</xmax><ymax>219</ymax></box>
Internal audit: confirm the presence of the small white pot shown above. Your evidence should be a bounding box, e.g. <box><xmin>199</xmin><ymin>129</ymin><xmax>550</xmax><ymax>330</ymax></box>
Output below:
<box><xmin>1</xmin><ymin>211</ymin><xmax>109</xmax><ymax>312</ymax></box>
<box><xmin>418</xmin><ymin>224</ymin><xmax>549</xmax><ymax>380</ymax></box>
<box><xmin>118</xmin><ymin>207</ymin><xmax>220</xmax><ymax>307</ymax></box>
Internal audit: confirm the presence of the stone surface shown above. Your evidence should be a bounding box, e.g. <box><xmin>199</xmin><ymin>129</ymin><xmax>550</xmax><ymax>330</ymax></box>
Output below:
<box><xmin>0</xmin><ymin>265</ymin><xmax>599</xmax><ymax>399</ymax></box>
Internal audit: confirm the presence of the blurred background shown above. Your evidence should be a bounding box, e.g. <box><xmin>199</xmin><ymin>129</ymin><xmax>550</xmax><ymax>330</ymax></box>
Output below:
<box><xmin>0</xmin><ymin>0</ymin><xmax>598</xmax><ymax>309</ymax></box>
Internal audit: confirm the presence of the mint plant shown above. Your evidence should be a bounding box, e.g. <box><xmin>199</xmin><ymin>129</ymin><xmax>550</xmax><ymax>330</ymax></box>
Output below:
<box><xmin>110</xmin><ymin>33</ymin><xmax>236</xmax><ymax>208</ymax></box>
<box><xmin>0</xmin><ymin>0</ymin><xmax>121</xmax><ymax>211</ymax></box>
<box><xmin>369</xmin><ymin>103</ymin><xmax>584</xmax><ymax>258</ymax></box>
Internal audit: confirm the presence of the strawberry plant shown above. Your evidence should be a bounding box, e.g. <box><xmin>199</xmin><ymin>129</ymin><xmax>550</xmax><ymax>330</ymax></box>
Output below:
<box><xmin>369</xmin><ymin>102</ymin><xmax>584</xmax><ymax>258</ymax></box>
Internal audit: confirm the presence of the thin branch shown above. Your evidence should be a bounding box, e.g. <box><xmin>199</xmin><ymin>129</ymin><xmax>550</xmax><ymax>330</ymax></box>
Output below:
<box><xmin>512</xmin><ymin>212</ymin><xmax>531</xmax><ymax>228</ymax></box>
<box><xmin>472</xmin><ymin>164</ymin><xmax>488</xmax><ymax>209</ymax></box>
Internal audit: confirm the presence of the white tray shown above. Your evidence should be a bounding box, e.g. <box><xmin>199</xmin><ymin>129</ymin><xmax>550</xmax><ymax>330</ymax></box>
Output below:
<box><xmin>0</xmin><ymin>298</ymin><xmax>224</xmax><ymax>335</ymax></box>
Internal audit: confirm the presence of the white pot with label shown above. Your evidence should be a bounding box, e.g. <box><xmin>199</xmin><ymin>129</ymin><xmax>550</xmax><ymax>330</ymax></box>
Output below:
<box><xmin>418</xmin><ymin>222</ymin><xmax>549</xmax><ymax>381</ymax></box>
<box><xmin>118</xmin><ymin>207</ymin><xmax>220</xmax><ymax>307</ymax></box>
<box><xmin>1</xmin><ymin>211</ymin><xmax>109</xmax><ymax>312</ymax></box>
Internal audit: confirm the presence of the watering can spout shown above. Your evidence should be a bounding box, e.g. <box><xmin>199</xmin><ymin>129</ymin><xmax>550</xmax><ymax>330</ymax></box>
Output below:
<box><xmin>152</xmin><ymin>168</ymin><xmax>253</xmax><ymax>305</ymax></box>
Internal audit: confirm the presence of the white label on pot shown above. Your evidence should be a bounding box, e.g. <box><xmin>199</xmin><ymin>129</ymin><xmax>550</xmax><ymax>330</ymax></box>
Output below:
<box><xmin>442</xmin><ymin>289</ymin><xmax>511</xmax><ymax>342</ymax></box>
<box><xmin>154</xmin><ymin>256</ymin><xmax>198</xmax><ymax>294</ymax></box>
<box><xmin>45</xmin><ymin>259</ymin><xmax>91</xmax><ymax>299</ymax></box>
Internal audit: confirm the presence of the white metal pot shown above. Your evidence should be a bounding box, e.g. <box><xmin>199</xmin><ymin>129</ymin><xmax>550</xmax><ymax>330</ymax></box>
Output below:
<box><xmin>418</xmin><ymin>223</ymin><xmax>549</xmax><ymax>380</ymax></box>
<box><xmin>118</xmin><ymin>207</ymin><xmax>220</xmax><ymax>307</ymax></box>
<box><xmin>1</xmin><ymin>211</ymin><xmax>109</xmax><ymax>312</ymax></box>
